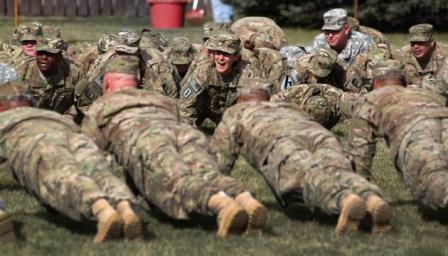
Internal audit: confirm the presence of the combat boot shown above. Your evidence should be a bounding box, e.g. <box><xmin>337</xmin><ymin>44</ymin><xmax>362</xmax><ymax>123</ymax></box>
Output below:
<box><xmin>366</xmin><ymin>195</ymin><xmax>391</xmax><ymax>235</ymax></box>
<box><xmin>91</xmin><ymin>199</ymin><xmax>123</xmax><ymax>243</ymax></box>
<box><xmin>116</xmin><ymin>201</ymin><xmax>143</xmax><ymax>241</ymax></box>
<box><xmin>235</xmin><ymin>192</ymin><xmax>268</xmax><ymax>235</ymax></box>
<box><xmin>208</xmin><ymin>192</ymin><xmax>248</xmax><ymax>238</ymax></box>
<box><xmin>0</xmin><ymin>210</ymin><xmax>15</xmax><ymax>242</ymax></box>
<box><xmin>336</xmin><ymin>194</ymin><xmax>366</xmax><ymax>235</ymax></box>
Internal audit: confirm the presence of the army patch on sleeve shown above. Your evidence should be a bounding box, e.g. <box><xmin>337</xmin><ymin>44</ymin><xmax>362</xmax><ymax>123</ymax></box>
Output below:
<box><xmin>181</xmin><ymin>78</ymin><xmax>203</xmax><ymax>99</ymax></box>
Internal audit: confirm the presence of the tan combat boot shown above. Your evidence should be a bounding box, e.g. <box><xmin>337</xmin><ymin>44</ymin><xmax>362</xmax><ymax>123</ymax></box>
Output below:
<box><xmin>235</xmin><ymin>192</ymin><xmax>268</xmax><ymax>235</ymax></box>
<box><xmin>336</xmin><ymin>194</ymin><xmax>367</xmax><ymax>235</ymax></box>
<box><xmin>0</xmin><ymin>210</ymin><xmax>15</xmax><ymax>242</ymax></box>
<box><xmin>91</xmin><ymin>199</ymin><xmax>123</xmax><ymax>243</ymax></box>
<box><xmin>208</xmin><ymin>192</ymin><xmax>248</xmax><ymax>238</ymax></box>
<box><xmin>366</xmin><ymin>195</ymin><xmax>391</xmax><ymax>235</ymax></box>
<box><xmin>116</xmin><ymin>201</ymin><xmax>143</xmax><ymax>241</ymax></box>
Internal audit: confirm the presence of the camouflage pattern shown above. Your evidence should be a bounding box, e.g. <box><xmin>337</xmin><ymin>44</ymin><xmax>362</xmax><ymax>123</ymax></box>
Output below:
<box><xmin>270</xmin><ymin>83</ymin><xmax>359</xmax><ymax>128</ymax></box>
<box><xmin>231</xmin><ymin>17</ymin><xmax>287</xmax><ymax>50</ymax></box>
<box><xmin>345</xmin><ymin>44</ymin><xmax>392</xmax><ymax>93</ymax></box>
<box><xmin>254</xmin><ymin>47</ymin><xmax>287</xmax><ymax>93</ymax></box>
<box><xmin>17</xmin><ymin>52</ymin><xmax>84</xmax><ymax>114</ymax></box>
<box><xmin>408</xmin><ymin>76</ymin><xmax>448</xmax><ymax>97</ymax></box>
<box><xmin>401</xmin><ymin>42</ymin><xmax>448</xmax><ymax>85</ymax></box>
<box><xmin>348</xmin><ymin>86</ymin><xmax>448</xmax><ymax>209</ymax></box>
<box><xmin>82</xmin><ymin>89</ymin><xmax>248</xmax><ymax>219</ymax></box>
<box><xmin>279</xmin><ymin>45</ymin><xmax>308</xmax><ymax>67</ymax></box>
<box><xmin>0</xmin><ymin>63</ymin><xmax>17</xmax><ymax>84</ymax></box>
<box><xmin>321</xmin><ymin>8</ymin><xmax>347</xmax><ymax>31</ymax></box>
<box><xmin>409</xmin><ymin>24</ymin><xmax>433</xmax><ymax>42</ymax></box>
<box><xmin>179</xmin><ymin>57</ymin><xmax>260</xmax><ymax>126</ymax></box>
<box><xmin>211</xmin><ymin>101</ymin><xmax>382</xmax><ymax>211</ymax></box>
<box><xmin>437</xmin><ymin>57</ymin><xmax>448</xmax><ymax>87</ymax></box>
<box><xmin>306</xmin><ymin>31</ymin><xmax>374</xmax><ymax>69</ymax></box>
<box><xmin>347</xmin><ymin>17</ymin><xmax>389</xmax><ymax>46</ymax></box>
<box><xmin>0</xmin><ymin>107</ymin><xmax>135</xmax><ymax>221</ymax></box>
<box><xmin>140</xmin><ymin>28</ymin><xmax>170</xmax><ymax>53</ymax></box>
<box><xmin>282</xmin><ymin>51</ymin><xmax>347</xmax><ymax>91</ymax></box>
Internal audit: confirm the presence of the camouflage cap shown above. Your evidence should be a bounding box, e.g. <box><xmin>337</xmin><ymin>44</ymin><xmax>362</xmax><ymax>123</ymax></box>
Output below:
<box><xmin>207</xmin><ymin>30</ymin><xmax>241</xmax><ymax>54</ymax></box>
<box><xmin>304</xmin><ymin>95</ymin><xmax>333</xmax><ymax>125</ymax></box>
<box><xmin>0</xmin><ymin>81</ymin><xmax>34</xmax><ymax>103</ymax></box>
<box><xmin>103</xmin><ymin>55</ymin><xmax>140</xmax><ymax>76</ymax></box>
<box><xmin>238</xmin><ymin>78</ymin><xmax>273</xmax><ymax>96</ymax></box>
<box><xmin>0</xmin><ymin>63</ymin><xmax>17</xmax><ymax>85</ymax></box>
<box><xmin>203</xmin><ymin>22</ymin><xmax>230</xmax><ymax>40</ymax></box>
<box><xmin>114</xmin><ymin>28</ymin><xmax>141</xmax><ymax>54</ymax></box>
<box><xmin>310</xmin><ymin>47</ymin><xmax>338</xmax><ymax>78</ymax></box>
<box><xmin>36</xmin><ymin>37</ymin><xmax>64</xmax><ymax>54</ymax></box>
<box><xmin>169</xmin><ymin>37</ymin><xmax>194</xmax><ymax>65</ymax></box>
<box><xmin>322</xmin><ymin>8</ymin><xmax>347</xmax><ymax>31</ymax></box>
<box><xmin>43</xmin><ymin>25</ymin><xmax>61</xmax><ymax>38</ymax></box>
<box><xmin>98</xmin><ymin>33</ymin><xmax>119</xmax><ymax>54</ymax></box>
<box><xmin>372</xmin><ymin>59</ymin><xmax>403</xmax><ymax>79</ymax></box>
<box><xmin>17</xmin><ymin>21</ymin><xmax>43</xmax><ymax>42</ymax></box>
<box><xmin>367</xmin><ymin>43</ymin><xmax>391</xmax><ymax>61</ymax></box>
<box><xmin>409</xmin><ymin>24</ymin><xmax>433</xmax><ymax>42</ymax></box>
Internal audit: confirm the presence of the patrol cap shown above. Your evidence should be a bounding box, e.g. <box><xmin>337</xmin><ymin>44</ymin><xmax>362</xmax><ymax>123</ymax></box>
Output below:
<box><xmin>207</xmin><ymin>30</ymin><xmax>241</xmax><ymax>54</ymax></box>
<box><xmin>36</xmin><ymin>37</ymin><xmax>64</xmax><ymax>54</ymax></box>
<box><xmin>372</xmin><ymin>59</ymin><xmax>404</xmax><ymax>79</ymax></box>
<box><xmin>17</xmin><ymin>22</ymin><xmax>43</xmax><ymax>42</ymax></box>
<box><xmin>409</xmin><ymin>24</ymin><xmax>433</xmax><ymax>42</ymax></box>
<box><xmin>238</xmin><ymin>78</ymin><xmax>273</xmax><ymax>97</ymax></box>
<box><xmin>169</xmin><ymin>37</ymin><xmax>194</xmax><ymax>65</ymax></box>
<box><xmin>0</xmin><ymin>81</ymin><xmax>34</xmax><ymax>104</ymax></box>
<box><xmin>322</xmin><ymin>8</ymin><xmax>347</xmax><ymax>31</ymax></box>
<box><xmin>114</xmin><ymin>28</ymin><xmax>141</xmax><ymax>54</ymax></box>
<box><xmin>203</xmin><ymin>22</ymin><xmax>230</xmax><ymax>40</ymax></box>
<box><xmin>98</xmin><ymin>33</ymin><xmax>119</xmax><ymax>54</ymax></box>
<box><xmin>310</xmin><ymin>47</ymin><xmax>338</xmax><ymax>78</ymax></box>
<box><xmin>103</xmin><ymin>55</ymin><xmax>140</xmax><ymax>76</ymax></box>
<box><xmin>304</xmin><ymin>95</ymin><xmax>333</xmax><ymax>126</ymax></box>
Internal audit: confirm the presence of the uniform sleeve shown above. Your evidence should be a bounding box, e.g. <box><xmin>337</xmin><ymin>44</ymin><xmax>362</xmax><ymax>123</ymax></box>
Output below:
<box><xmin>437</xmin><ymin>58</ymin><xmax>448</xmax><ymax>87</ymax></box>
<box><xmin>403</xmin><ymin>62</ymin><xmax>422</xmax><ymax>85</ymax></box>
<box><xmin>210</xmin><ymin>112</ymin><xmax>240</xmax><ymax>175</ymax></box>
<box><xmin>80</xmin><ymin>114</ymin><xmax>107</xmax><ymax>150</ymax></box>
<box><xmin>347</xmin><ymin>98</ymin><xmax>378</xmax><ymax>179</ymax></box>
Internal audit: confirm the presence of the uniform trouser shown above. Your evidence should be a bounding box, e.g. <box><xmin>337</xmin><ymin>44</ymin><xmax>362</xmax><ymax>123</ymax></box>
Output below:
<box><xmin>397</xmin><ymin>118</ymin><xmax>448</xmax><ymax>209</ymax></box>
<box><xmin>116</xmin><ymin>123</ymin><xmax>248</xmax><ymax>220</ymax></box>
<box><xmin>260</xmin><ymin>125</ymin><xmax>382</xmax><ymax>214</ymax></box>
<box><xmin>8</xmin><ymin>132</ymin><xmax>135</xmax><ymax>221</ymax></box>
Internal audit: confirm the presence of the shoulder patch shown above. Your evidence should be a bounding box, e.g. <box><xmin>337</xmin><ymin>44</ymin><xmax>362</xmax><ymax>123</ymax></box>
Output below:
<box><xmin>181</xmin><ymin>78</ymin><xmax>203</xmax><ymax>99</ymax></box>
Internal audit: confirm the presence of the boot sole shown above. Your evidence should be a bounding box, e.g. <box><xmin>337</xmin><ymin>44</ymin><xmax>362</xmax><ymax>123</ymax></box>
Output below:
<box><xmin>0</xmin><ymin>214</ymin><xmax>15</xmax><ymax>242</ymax></box>
<box><xmin>123</xmin><ymin>213</ymin><xmax>143</xmax><ymax>241</ymax></box>
<box><xmin>245</xmin><ymin>203</ymin><xmax>268</xmax><ymax>236</ymax></box>
<box><xmin>371</xmin><ymin>202</ymin><xmax>392</xmax><ymax>235</ymax></box>
<box><xmin>336</xmin><ymin>196</ymin><xmax>366</xmax><ymax>235</ymax></box>
<box><xmin>217</xmin><ymin>204</ymin><xmax>248</xmax><ymax>238</ymax></box>
<box><xmin>94</xmin><ymin>212</ymin><xmax>123</xmax><ymax>243</ymax></box>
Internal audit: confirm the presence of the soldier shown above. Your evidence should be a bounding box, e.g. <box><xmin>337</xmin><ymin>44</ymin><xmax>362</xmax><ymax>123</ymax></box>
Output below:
<box><xmin>283</xmin><ymin>47</ymin><xmax>347</xmax><ymax>91</ymax></box>
<box><xmin>179</xmin><ymin>30</ymin><xmax>260</xmax><ymax>127</ymax></box>
<box><xmin>270</xmin><ymin>83</ymin><xmax>358</xmax><ymax>128</ymax></box>
<box><xmin>0</xmin><ymin>81</ymin><xmax>142</xmax><ymax>243</ymax></box>
<box><xmin>399</xmin><ymin>24</ymin><xmax>448</xmax><ymax>85</ymax></box>
<box><xmin>140</xmin><ymin>28</ymin><xmax>170</xmax><ymax>53</ymax></box>
<box><xmin>0</xmin><ymin>22</ymin><xmax>43</xmax><ymax>64</ymax></box>
<box><xmin>347</xmin><ymin>16</ymin><xmax>389</xmax><ymax>46</ymax></box>
<box><xmin>345</xmin><ymin>43</ymin><xmax>392</xmax><ymax>93</ymax></box>
<box><xmin>437</xmin><ymin>57</ymin><xmax>448</xmax><ymax>87</ymax></box>
<box><xmin>210</xmin><ymin>78</ymin><xmax>390</xmax><ymax>235</ymax></box>
<box><xmin>348</xmin><ymin>60</ymin><xmax>448</xmax><ymax>211</ymax></box>
<box><xmin>81</xmin><ymin>56</ymin><xmax>267</xmax><ymax>238</ymax></box>
<box><xmin>18</xmin><ymin>37</ymin><xmax>84</xmax><ymax>115</ymax></box>
<box><xmin>168</xmin><ymin>37</ymin><xmax>195</xmax><ymax>93</ymax></box>
<box><xmin>306</xmin><ymin>8</ymin><xmax>374</xmax><ymax>70</ymax></box>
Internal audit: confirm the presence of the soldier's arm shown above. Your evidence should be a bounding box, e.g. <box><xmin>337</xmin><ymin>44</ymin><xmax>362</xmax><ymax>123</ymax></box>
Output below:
<box><xmin>347</xmin><ymin>99</ymin><xmax>378</xmax><ymax>179</ymax></box>
<box><xmin>80</xmin><ymin>114</ymin><xmax>107</xmax><ymax>150</ymax></box>
<box><xmin>210</xmin><ymin>114</ymin><xmax>240</xmax><ymax>175</ymax></box>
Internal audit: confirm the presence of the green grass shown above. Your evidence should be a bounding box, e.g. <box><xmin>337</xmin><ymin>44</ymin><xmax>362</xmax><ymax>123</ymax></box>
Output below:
<box><xmin>2</xmin><ymin>17</ymin><xmax>448</xmax><ymax>256</ymax></box>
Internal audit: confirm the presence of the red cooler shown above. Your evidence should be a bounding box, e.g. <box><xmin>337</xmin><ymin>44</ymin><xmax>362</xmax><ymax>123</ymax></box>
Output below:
<box><xmin>147</xmin><ymin>0</ymin><xmax>189</xmax><ymax>29</ymax></box>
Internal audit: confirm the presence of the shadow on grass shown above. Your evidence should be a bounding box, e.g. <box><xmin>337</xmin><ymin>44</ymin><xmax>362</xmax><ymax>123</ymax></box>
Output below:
<box><xmin>419</xmin><ymin>206</ymin><xmax>448</xmax><ymax>225</ymax></box>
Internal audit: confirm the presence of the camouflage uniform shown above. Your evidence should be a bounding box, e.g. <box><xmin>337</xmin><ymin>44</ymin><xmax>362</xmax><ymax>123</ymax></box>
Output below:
<box><xmin>211</xmin><ymin>100</ymin><xmax>382</xmax><ymax>211</ymax></box>
<box><xmin>179</xmin><ymin>31</ymin><xmax>260</xmax><ymax>126</ymax></box>
<box><xmin>140</xmin><ymin>28</ymin><xmax>170</xmax><ymax>53</ymax></box>
<box><xmin>0</xmin><ymin>105</ymin><xmax>135</xmax><ymax>221</ymax></box>
<box><xmin>347</xmin><ymin>17</ymin><xmax>389</xmax><ymax>46</ymax></box>
<box><xmin>168</xmin><ymin>37</ymin><xmax>196</xmax><ymax>95</ymax></box>
<box><xmin>271</xmin><ymin>83</ymin><xmax>358</xmax><ymax>128</ymax></box>
<box><xmin>345</xmin><ymin>44</ymin><xmax>392</xmax><ymax>93</ymax></box>
<box><xmin>81</xmin><ymin>89</ymin><xmax>249</xmax><ymax>219</ymax></box>
<box><xmin>282</xmin><ymin>48</ymin><xmax>347</xmax><ymax>91</ymax></box>
<box><xmin>437</xmin><ymin>57</ymin><xmax>448</xmax><ymax>87</ymax></box>
<box><xmin>18</xmin><ymin>38</ymin><xmax>84</xmax><ymax>114</ymax></box>
<box><xmin>305</xmin><ymin>9</ymin><xmax>374</xmax><ymax>69</ymax></box>
<box><xmin>400</xmin><ymin>24</ymin><xmax>448</xmax><ymax>85</ymax></box>
<box><xmin>0</xmin><ymin>22</ymin><xmax>43</xmax><ymax>64</ymax></box>
<box><xmin>348</xmin><ymin>85</ymin><xmax>448</xmax><ymax>209</ymax></box>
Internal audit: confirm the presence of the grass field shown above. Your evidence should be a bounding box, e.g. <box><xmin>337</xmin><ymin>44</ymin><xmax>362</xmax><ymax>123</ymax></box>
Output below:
<box><xmin>2</xmin><ymin>17</ymin><xmax>448</xmax><ymax>256</ymax></box>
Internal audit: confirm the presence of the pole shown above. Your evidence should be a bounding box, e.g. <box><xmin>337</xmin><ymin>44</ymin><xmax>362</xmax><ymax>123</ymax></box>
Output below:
<box><xmin>14</xmin><ymin>0</ymin><xmax>19</xmax><ymax>28</ymax></box>
<box><xmin>354</xmin><ymin>0</ymin><xmax>359</xmax><ymax>19</ymax></box>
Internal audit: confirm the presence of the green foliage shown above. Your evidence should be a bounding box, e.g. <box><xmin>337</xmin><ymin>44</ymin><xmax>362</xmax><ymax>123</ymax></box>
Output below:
<box><xmin>224</xmin><ymin>0</ymin><xmax>448</xmax><ymax>30</ymax></box>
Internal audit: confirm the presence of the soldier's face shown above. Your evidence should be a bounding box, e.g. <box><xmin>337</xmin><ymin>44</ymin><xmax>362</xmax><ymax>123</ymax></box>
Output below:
<box><xmin>324</xmin><ymin>25</ymin><xmax>349</xmax><ymax>52</ymax></box>
<box><xmin>20</xmin><ymin>40</ymin><xmax>37</xmax><ymax>56</ymax></box>
<box><xmin>36</xmin><ymin>51</ymin><xmax>61</xmax><ymax>74</ymax></box>
<box><xmin>214</xmin><ymin>51</ymin><xmax>239</xmax><ymax>76</ymax></box>
<box><xmin>411</xmin><ymin>40</ymin><xmax>435</xmax><ymax>60</ymax></box>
